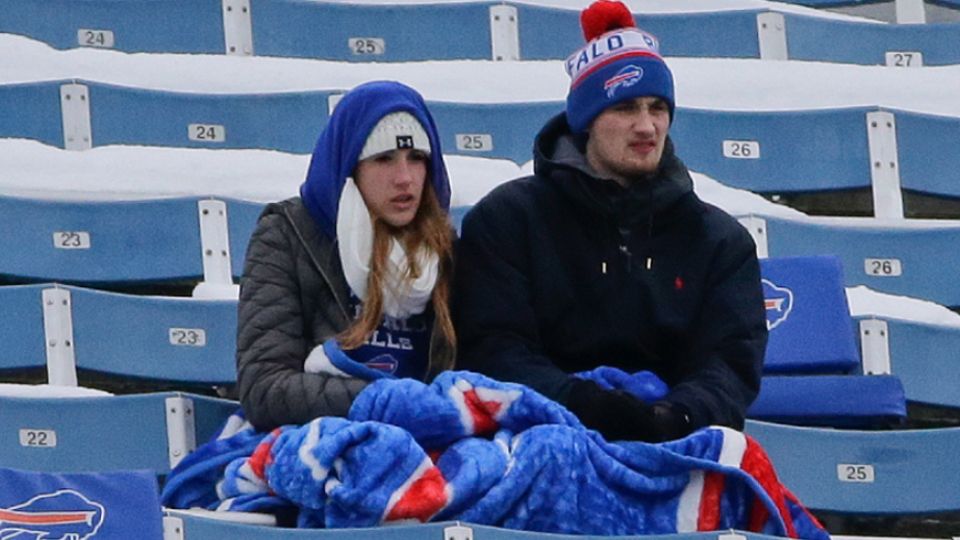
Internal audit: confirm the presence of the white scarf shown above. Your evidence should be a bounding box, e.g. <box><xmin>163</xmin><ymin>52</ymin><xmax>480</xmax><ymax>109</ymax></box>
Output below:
<box><xmin>336</xmin><ymin>177</ymin><xmax>439</xmax><ymax>319</ymax></box>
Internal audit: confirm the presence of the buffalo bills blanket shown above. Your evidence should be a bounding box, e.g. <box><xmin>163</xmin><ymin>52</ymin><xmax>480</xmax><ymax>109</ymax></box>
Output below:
<box><xmin>162</xmin><ymin>356</ymin><xmax>828</xmax><ymax>538</ymax></box>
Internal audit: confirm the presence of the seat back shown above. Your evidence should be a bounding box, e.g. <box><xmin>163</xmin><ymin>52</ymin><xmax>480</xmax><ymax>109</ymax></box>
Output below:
<box><xmin>0</xmin><ymin>392</ymin><xmax>237</xmax><ymax>476</ymax></box>
<box><xmin>0</xmin><ymin>194</ymin><xmax>261</xmax><ymax>291</ymax></box>
<box><xmin>0</xmin><ymin>284</ymin><xmax>48</xmax><ymax>375</ymax></box>
<box><xmin>760</xmin><ymin>255</ymin><xmax>860</xmax><ymax>374</ymax></box>
<box><xmin>68</xmin><ymin>286</ymin><xmax>237</xmax><ymax>386</ymax></box>
<box><xmin>762</xmin><ymin>216</ymin><xmax>960</xmax><ymax>308</ymax></box>
<box><xmin>747</xmin><ymin>420</ymin><xmax>960</xmax><ymax>514</ymax></box>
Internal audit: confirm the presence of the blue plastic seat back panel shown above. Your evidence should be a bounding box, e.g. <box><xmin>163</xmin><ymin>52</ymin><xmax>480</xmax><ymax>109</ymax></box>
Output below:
<box><xmin>69</xmin><ymin>286</ymin><xmax>237</xmax><ymax>385</ymax></box>
<box><xmin>0</xmin><ymin>195</ymin><xmax>202</xmax><ymax>284</ymax></box>
<box><xmin>746</xmin><ymin>420</ymin><xmax>960</xmax><ymax>513</ymax></box>
<box><xmin>760</xmin><ymin>256</ymin><xmax>859</xmax><ymax>374</ymax></box>
<box><xmin>764</xmin><ymin>217</ymin><xmax>960</xmax><ymax>308</ymax></box>
<box><xmin>0</xmin><ymin>284</ymin><xmax>48</xmax><ymax>372</ymax></box>
<box><xmin>862</xmin><ymin>317</ymin><xmax>960</xmax><ymax>408</ymax></box>
<box><xmin>0</xmin><ymin>392</ymin><xmax>238</xmax><ymax>475</ymax></box>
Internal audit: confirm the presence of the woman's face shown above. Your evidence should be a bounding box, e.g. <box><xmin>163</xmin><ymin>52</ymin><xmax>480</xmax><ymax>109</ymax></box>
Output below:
<box><xmin>354</xmin><ymin>148</ymin><xmax>428</xmax><ymax>228</ymax></box>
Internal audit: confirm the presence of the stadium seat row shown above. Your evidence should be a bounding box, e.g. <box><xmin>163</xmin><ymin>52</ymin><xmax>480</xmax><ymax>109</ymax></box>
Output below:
<box><xmin>0</xmin><ymin>389</ymin><xmax>956</xmax><ymax>524</ymax></box>
<box><xmin>4</xmin><ymin>80</ymin><xmax>960</xmax><ymax>216</ymax></box>
<box><xmin>738</xmin><ymin>214</ymin><xmax>960</xmax><ymax>307</ymax></box>
<box><xmin>4</xmin><ymin>193</ymin><xmax>960</xmax><ymax>307</ymax></box>
<box><xmin>0</xmin><ymin>266</ymin><xmax>955</xmax><ymax>413</ymax></box>
<box><xmin>2</xmin><ymin>1</ymin><xmax>959</xmax><ymax>65</ymax></box>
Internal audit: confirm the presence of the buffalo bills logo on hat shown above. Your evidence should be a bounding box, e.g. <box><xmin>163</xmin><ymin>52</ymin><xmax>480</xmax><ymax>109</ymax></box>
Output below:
<box><xmin>0</xmin><ymin>489</ymin><xmax>105</xmax><ymax>539</ymax></box>
<box><xmin>762</xmin><ymin>278</ymin><xmax>794</xmax><ymax>330</ymax></box>
<box><xmin>395</xmin><ymin>135</ymin><xmax>414</xmax><ymax>150</ymax></box>
<box><xmin>603</xmin><ymin>64</ymin><xmax>643</xmax><ymax>98</ymax></box>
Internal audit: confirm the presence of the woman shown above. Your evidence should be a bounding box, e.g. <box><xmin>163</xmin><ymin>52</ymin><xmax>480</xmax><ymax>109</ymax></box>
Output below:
<box><xmin>237</xmin><ymin>81</ymin><xmax>456</xmax><ymax>432</ymax></box>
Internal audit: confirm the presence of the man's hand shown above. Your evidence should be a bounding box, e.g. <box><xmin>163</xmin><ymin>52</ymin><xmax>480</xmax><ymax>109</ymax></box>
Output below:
<box><xmin>567</xmin><ymin>379</ymin><xmax>691</xmax><ymax>442</ymax></box>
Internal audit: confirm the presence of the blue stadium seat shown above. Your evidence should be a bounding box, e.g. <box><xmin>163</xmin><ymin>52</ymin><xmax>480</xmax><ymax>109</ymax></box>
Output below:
<box><xmin>894</xmin><ymin>108</ymin><xmax>960</xmax><ymax>200</ymax></box>
<box><xmin>0</xmin><ymin>0</ymin><xmax>223</xmax><ymax>54</ymax></box>
<box><xmin>0</xmin><ymin>392</ymin><xmax>237</xmax><ymax>476</ymax></box>
<box><xmin>89</xmin><ymin>82</ymin><xmax>329</xmax><ymax>152</ymax></box>
<box><xmin>0</xmin><ymin>283</ymin><xmax>238</xmax><ymax>387</ymax></box>
<box><xmin>671</xmin><ymin>107</ymin><xmax>873</xmax><ymax>195</ymax></box>
<box><xmin>0</xmin><ymin>81</ymin><xmax>63</xmax><ymax>147</ymax></box>
<box><xmin>746</xmin><ymin>420</ymin><xmax>960</xmax><ymax>514</ymax></box>
<box><xmin>856</xmin><ymin>316</ymin><xmax>960</xmax><ymax>409</ymax></box>
<box><xmin>226</xmin><ymin>198</ymin><xmax>266</xmax><ymax>278</ymax></box>
<box><xmin>749</xmin><ymin>256</ymin><xmax>907</xmax><ymax>427</ymax></box>
<box><xmin>756</xmin><ymin>215</ymin><xmax>960</xmax><ymax>308</ymax></box>
<box><xmin>783</xmin><ymin>12</ymin><xmax>960</xmax><ymax>65</ymax></box>
<box><xmin>253</xmin><ymin>2</ymin><xmax>493</xmax><ymax>61</ymax></box>
<box><xmin>429</xmin><ymin>101</ymin><xmax>557</xmax><ymax>164</ymax></box>
<box><xmin>0</xmin><ymin>194</ymin><xmax>255</xmax><ymax>287</ymax></box>
<box><xmin>0</xmin><ymin>285</ymin><xmax>47</xmax><ymax>375</ymax></box>
<box><xmin>0</xmin><ymin>195</ymin><xmax>202</xmax><ymax>284</ymax></box>
<box><xmin>516</xmin><ymin>6</ymin><xmax>764</xmax><ymax>60</ymax></box>
<box><xmin>67</xmin><ymin>286</ymin><xmax>237</xmax><ymax>386</ymax></box>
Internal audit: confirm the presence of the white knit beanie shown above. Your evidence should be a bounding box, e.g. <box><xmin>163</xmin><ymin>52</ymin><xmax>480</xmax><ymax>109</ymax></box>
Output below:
<box><xmin>359</xmin><ymin>111</ymin><xmax>432</xmax><ymax>161</ymax></box>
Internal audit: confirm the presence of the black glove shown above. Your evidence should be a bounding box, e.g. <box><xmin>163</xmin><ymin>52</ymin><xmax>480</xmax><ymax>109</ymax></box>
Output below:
<box><xmin>650</xmin><ymin>401</ymin><xmax>693</xmax><ymax>442</ymax></box>
<box><xmin>566</xmin><ymin>379</ymin><xmax>692</xmax><ymax>442</ymax></box>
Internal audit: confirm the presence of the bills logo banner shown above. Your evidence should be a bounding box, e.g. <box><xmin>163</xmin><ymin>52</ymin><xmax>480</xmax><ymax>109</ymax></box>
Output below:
<box><xmin>0</xmin><ymin>468</ymin><xmax>163</xmax><ymax>540</ymax></box>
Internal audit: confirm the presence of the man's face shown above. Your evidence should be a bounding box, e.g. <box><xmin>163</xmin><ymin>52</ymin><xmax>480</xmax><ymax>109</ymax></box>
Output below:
<box><xmin>585</xmin><ymin>96</ymin><xmax>670</xmax><ymax>185</ymax></box>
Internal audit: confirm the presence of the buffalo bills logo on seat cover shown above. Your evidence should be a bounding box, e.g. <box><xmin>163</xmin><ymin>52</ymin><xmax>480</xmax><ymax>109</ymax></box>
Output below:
<box><xmin>762</xmin><ymin>278</ymin><xmax>794</xmax><ymax>330</ymax></box>
<box><xmin>0</xmin><ymin>489</ymin><xmax>105</xmax><ymax>539</ymax></box>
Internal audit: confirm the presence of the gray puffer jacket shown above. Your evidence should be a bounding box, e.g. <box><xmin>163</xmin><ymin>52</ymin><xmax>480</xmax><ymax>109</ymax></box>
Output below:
<box><xmin>237</xmin><ymin>197</ymin><xmax>453</xmax><ymax>432</ymax></box>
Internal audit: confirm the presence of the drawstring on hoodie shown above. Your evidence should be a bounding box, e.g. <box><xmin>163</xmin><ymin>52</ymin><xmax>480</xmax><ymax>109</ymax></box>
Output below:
<box><xmin>645</xmin><ymin>179</ymin><xmax>654</xmax><ymax>271</ymax></box>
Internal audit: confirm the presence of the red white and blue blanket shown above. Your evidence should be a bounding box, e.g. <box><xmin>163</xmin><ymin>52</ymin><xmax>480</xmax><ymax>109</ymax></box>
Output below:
<box><xmin>162</xmin><ymin>369</ymin><xmax>828</xmax><ymax>539</ymax></box>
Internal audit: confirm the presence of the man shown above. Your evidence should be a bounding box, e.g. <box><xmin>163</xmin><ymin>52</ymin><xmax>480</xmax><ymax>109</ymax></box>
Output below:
<box><xmin>453</xmin><ymin>0</ymin><xmax>767</xmax><ymax>442</ymax></box>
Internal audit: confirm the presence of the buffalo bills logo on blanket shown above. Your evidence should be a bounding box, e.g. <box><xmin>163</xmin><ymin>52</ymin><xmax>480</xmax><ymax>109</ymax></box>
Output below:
<box><xmin>0</xmin><ymin>489</ymin><xmax>105</xmax><ymax>539</ymax></box>
<box><xmin>604</xmin><ymin>65</ymin><xmax>644</xmax><ymax>98</ymax></box>
<box><xmin>762</xmin><ymin>278</ymin><xmax>794</xmax><ymax>330</ymax></box>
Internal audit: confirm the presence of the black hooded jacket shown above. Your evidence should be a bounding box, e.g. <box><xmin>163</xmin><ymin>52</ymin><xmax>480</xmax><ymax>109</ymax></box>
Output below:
<box><xmin>454</xmin><ymin>113</ymin><xmax>767</xmax><ymax>430</ymax></box>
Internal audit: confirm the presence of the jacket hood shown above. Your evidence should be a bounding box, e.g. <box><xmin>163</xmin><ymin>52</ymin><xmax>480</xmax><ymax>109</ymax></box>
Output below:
<box><xmin>300</xmin><ymin>81</ymin><xmax>451</xmax><ymax>238</ymax></box>
<box><xmin>532</xmin><ymin>112</ymin><xmax>693</xmax><ymax>224</ymax></box>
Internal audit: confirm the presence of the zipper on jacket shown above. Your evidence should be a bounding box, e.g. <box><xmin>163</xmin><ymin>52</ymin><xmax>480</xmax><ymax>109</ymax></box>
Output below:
<box><xmin>283</xmin><ymin>205</ymin><xmax>351</xmax><ymax>321</ymax></box>
<box><xmin>618</xmin><ymin>226</ymin><xmax>633</xmax><ymax>274</ymax></box>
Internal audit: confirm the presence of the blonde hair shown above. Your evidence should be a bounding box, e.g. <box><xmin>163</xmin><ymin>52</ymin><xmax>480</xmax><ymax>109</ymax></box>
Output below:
<box><xmin>338</xmin><ymin>180</ymin><xmax>455</xmax><ymax>372</ymax></box>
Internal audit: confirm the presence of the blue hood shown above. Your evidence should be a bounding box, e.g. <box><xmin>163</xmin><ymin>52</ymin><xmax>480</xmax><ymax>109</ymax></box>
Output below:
<box><xmin>300</xmin><ymin>80</ymin><xmax>451</xmax><ymax>238</ymax></box>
